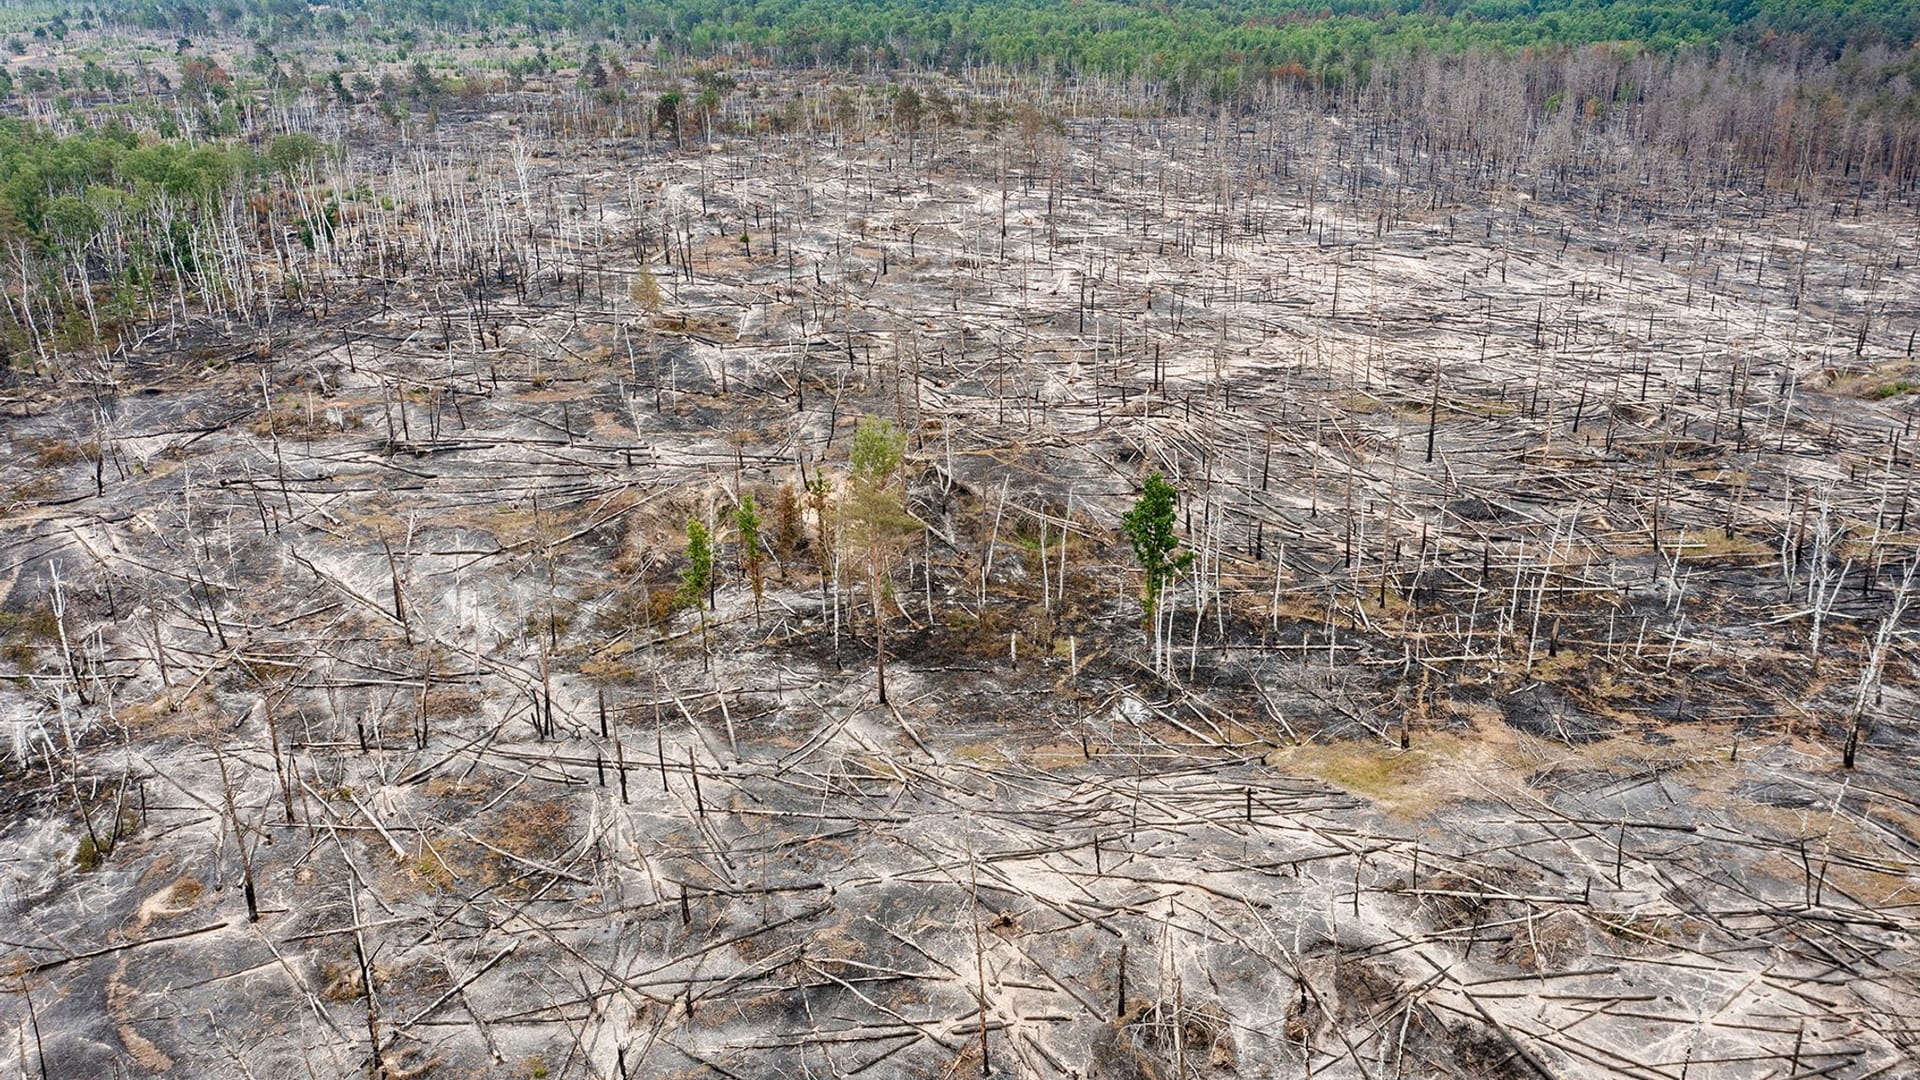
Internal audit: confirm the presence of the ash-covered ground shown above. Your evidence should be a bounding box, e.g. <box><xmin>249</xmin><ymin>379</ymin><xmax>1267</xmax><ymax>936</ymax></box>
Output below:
<box><xmin>3</xmin><ymin>73</ymin><xmax>1919</xmax><ymax>1078</ymax></box>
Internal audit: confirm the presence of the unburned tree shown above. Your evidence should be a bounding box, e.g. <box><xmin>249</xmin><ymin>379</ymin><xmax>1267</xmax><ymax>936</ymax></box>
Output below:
<box><xmin>736</xmin><ymin>493</ymin><xmax>765</xmax><ymax>625</ymax></box>
<box><xmin>1122</xmin><ymin>473</ymin><xmax>1191</xmax><ymax>675</ymax></box>
<box><xmin>654</xmin><ymin>91</ymin><xmax>682</xmax><ymax>144</ymax></box>
<box><xmin>680</xmin><ymin>517</ymin><xmax>714</xmax><ymax>660</ymax></box>
<box><xmin>841</xmin><ymin>417</ymin><xmax>917</xmax><ymax>703</ymax></box>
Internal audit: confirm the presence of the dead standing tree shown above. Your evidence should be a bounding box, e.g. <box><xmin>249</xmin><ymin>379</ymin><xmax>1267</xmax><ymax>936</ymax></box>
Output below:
<box><xmin>1843</xmin><ymin>551</ymin><xmax>1918</xmax><ymax>768</ymax></box>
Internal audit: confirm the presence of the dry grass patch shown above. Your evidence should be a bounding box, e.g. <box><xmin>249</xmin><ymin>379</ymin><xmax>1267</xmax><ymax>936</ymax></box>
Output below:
<box><xmin>17</xmin><ymin>436</ymin><xmax>97</xmax><ymax>468</ymax></box>
<box><xmin>118</xmin><ymin>688</ymin><xmax>220</xmax><ymax>737</ymax></box>
<box><xmin>1024</xmin><ymin>739</ymin><xmax>1090</xmax><ymax>769</ymax></box>
<box><xmin>950</xmin><ymin>740</ymin><xmax>1011</xmax><ymax>767</ymax></box>
<box><xmin>1272</xmin><ymin>717</ymin><xmax>1746</xmax><ymax>821</ymax></box>
<box><xmin>473</xmin><ymin>796</ymin><xmax>574</xmax><ymax>889</ymax></box>
<box><xmin>420</xmin><ymin>687</ymin><xmax>482</xmax><ymax>719</ymax></box>
<box><xmin>1266</xmin><ymin>738</ymin><xmax>1449</xmax><ymax>819</ymax></box>
<box><xmin>1672</xmin><ymin>529</ymin><xmax>1773</xmax><ymax>560</ymax></box>
<box><xmin>134</xmin><ymin>878</ymin><xmax>203</xmax><ymax>926</ymax></box>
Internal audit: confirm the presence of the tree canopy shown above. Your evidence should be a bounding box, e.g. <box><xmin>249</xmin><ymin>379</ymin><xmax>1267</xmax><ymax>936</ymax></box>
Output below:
<box><xmin>78</xmin><ymin>0</ymin><xmax>1920</xmax><ymax>99</ymax></box>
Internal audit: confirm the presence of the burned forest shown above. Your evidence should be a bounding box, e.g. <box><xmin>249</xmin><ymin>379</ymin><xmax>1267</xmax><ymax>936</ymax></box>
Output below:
<box><xmin>2</xmin><ymin>17</ymin><xmax>1920</xmax><ymax>1080</ymax></box>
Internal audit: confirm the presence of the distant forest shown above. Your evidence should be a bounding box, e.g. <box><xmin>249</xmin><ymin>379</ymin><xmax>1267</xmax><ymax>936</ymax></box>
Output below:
<box><xmin>87</xmin><ymin>0</ymin><xmax>1920</xmax><ymax>92</ymax></box>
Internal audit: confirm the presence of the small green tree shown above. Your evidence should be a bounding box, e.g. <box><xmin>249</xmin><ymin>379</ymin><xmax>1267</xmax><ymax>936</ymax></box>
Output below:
<box><xmin>694</xmin><ymin>83</ymin><xmax>722</xmax><ymax>142</ymax></box>
<box><xmin>579</xmin><ymin>54</ymin><xmax>608</xmax><ymax>89</ymax></box>
<box><xmin>808</xmin><ymin>475</ymin><xmax>835</xmax><ymax>580</ymax></box>
<box><xmin>266</xmin><ymin>132</ymin><xmax>324</xmax><ymax>177</ymax></box>
<box><xmin>1122</xmin><ymin>473</ymin><xmax>1191</xmax><ymax>671</ymax></box>
<box><xmin>842</xmin><ymin>417</ymin><xmax>917</xmax><ymax>703</ymax></box>
<box><xmin>654</xmin><ymin>90</ymin><xmax>681</xmax><ymax>143</ymax></box>
<box><xmin>679</xmin><ymin>517</ymin><xmax>714</xmax><ymax>658</ymax></box>
<box><xmin>735</xmin><ymin>494</ymin><xmax>764</xmax><ymax>624</ymax></box>
<box><xmin>407</xmin><ymin>58</ymin><xmax>440</xmax><ymax>105</ymax></box>
<box><xmin>893</xmin><ymin>85</ymin><xmax>924</xmax><ymax>132</ymax></box>
<box><xmin>680</xmin><ymin>518</ymin><xmax>714</xmax><ymax>610</ymax></box>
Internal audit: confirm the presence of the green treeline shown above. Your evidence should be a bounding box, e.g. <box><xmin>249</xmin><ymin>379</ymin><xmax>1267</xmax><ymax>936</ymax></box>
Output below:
<box><xmin>93</xmin><ymin>0</ymin><xmax>1920</xmax><ymax>91</ymax></box>
<box><xmin>2</xmin><ymin>122</ymin><xmax>250</xmax><ymax>237</ymax></box>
